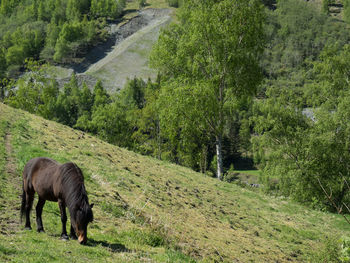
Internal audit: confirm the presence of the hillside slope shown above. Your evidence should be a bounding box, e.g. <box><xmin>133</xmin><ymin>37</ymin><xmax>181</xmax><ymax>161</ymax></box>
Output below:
<box><xmin>0</xmin><ymin>102</ymin><xmax>349</xmax><ymax>262</ymax></box>
<box><xmin>50</xmin><ymin>8</ymin><xmax>172</xmax><ymax>93</ymax></box>
<box><xmin>85</xmin><ymin>8</ymin><xmax>172</xmax><ymax>92</ymax></box>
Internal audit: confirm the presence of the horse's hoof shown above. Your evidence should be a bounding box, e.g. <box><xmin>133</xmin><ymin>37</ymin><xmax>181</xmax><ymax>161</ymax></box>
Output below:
<box><xmin>37</xmin><ymin>229</ymin><xmax>45</xmax><ymax>233</ymax></box>
<box><xmin>24</xmin><ymin>226</ymin><xmax>32</xmax><ymax>230</ymax></box>
<box><xmin>60</xmin><ymin>235</ymin><xmax>69</xmax><ymax>241</ymax></box>
<box><xmin>70</xmin><ymin>234</ymin><xmax>77</xmax><ymax>240</ymax></box>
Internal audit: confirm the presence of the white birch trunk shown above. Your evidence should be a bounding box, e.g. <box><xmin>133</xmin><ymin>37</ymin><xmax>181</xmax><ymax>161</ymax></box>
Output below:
<box><xmin>216</xmin><ymin>136</ymin><xmax>223</xmax><ymax>180</ymax></box>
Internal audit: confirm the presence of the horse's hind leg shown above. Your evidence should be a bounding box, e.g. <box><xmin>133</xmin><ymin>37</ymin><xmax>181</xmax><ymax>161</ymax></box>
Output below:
<box><xmin>36</xmin><ymin>197</ymin><xmax>46</xmax><ymax>232</ymax></box>
<box><xmin>58</xmin><ymin>200</ymin><xmax>68</xmax><ymax>240</ymax></box>
<box><xmin>24</xmin><ymin>192</ymin><xmax>34</xmax><ymax>230</ymax></box>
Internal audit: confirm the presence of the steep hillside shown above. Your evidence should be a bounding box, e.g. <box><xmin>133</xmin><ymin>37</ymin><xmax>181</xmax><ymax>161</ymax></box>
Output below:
<box><xmin>50</xmin><ymin>6</ymin><xmax>173</xmax><ymax>92</ymax></box>
<box><xmin>0</xmin><ymin>102</ymin><xmax>349</xmax><ymax>262</ymax></box>
<box><xmin>85</xmin><ymin>8</ymin><xmax>172</xmax><ymax>92</ymax></box>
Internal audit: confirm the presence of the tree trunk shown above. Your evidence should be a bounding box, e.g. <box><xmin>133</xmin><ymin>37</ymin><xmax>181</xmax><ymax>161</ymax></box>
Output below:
<box><xmin>157</xmin><ymin>119</ymin><xmax>161</xmax><ymax>160</ymax></box>
<box><xmin>216</xmin><ymin>135</ymin><xmax>224</xmax><ymax>180</ymax></box>
<box><xmin>200</xmin><ymin>145</ymin><xmax>208</xmax><ymax>174</ymax></box>
<box><xmin>335</xmin><ymin>183</ymin><xmax>348</xmax><ymax>211</ymax></box>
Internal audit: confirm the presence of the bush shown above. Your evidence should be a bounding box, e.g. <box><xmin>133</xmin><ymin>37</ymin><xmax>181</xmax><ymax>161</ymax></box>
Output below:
<box><xmin>223</xmin><ymin>165</ymin><xmax>238</xmax><ymax>183</ymax></box>
<box><xmin>223</xmin><ymin>172</ymin><xmax>239</xmax><ymax>183</ymax></box>
<box><xmin>311</xmin><ymin>236</ymin><xmax>342</xmax><ymax>262</ymax></box>
<box><xmin>139</xmin><ymin>0</ymin><xmax>146</xmax><ymax>8</ymax></box>
<box><xmin>167</xmin><ymin>0</ymin><xmax>179</xmax><ymax>8</ymax></box>
<box><xmin>341</xmin><ymin>237</ymin><xmax>350</xmax><ymax>262</ymax></box>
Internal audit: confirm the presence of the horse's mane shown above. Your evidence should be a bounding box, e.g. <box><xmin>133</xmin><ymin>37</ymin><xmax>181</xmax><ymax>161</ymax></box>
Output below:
<box><xmin>59</xmin><ymin>162</ymin><xmax>93</xmax><ymax>222</ymax></box>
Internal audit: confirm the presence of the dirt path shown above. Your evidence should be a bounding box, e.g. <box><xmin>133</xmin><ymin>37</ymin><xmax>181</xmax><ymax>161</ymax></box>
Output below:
<box><xmin>0</xmin><ymin>131</ymin><xmax>21</xmax><ymax>235</ymax></box>
<box><xmin>5</xmin><ymin>133</ymin><xmax>17</xmax><ymax>177</ymax></box>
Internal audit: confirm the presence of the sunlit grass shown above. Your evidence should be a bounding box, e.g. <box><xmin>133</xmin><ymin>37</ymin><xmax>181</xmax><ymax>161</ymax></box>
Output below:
<box><xmin>0</xmin><ymin>102</ymin><xmax>349</xmax><ymax>262</ymax></box>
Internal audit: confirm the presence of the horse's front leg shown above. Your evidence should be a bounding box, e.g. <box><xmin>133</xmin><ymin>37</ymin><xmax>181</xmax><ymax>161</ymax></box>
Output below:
<box><xmin>58</xmin><ymin>199</ymin><xmax>69</xmax><ymax>240</ymax></box>
<box><xmin>70</xmin><ymin>224</ymin><xmax>77</xmax><ymax>240</ymax></box>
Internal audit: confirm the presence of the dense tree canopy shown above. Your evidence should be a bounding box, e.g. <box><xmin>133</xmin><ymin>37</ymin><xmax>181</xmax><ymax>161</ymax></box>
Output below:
<box><xmin>253</xmin><ymin>40</ymin><xmax>350</xmax><ymax>210</ymax></box>
<box><xmin>0</xmin><ymin>0</ymin><xmax>125</xmax><ymax>78</ymax></box>
<box><xmin>151</xmin><ymin>0</ymin><xmax>265</xmax><ymax>179</ymax></box>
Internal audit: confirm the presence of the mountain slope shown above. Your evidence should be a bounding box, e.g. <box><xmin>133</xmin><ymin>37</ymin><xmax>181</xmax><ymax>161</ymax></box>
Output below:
<box><xmin>0</xmin><ymin>102</ymin><xmax>349</xmax><ymax>262</ymax></box>
<box><xmin>85</xmin><ymin>8</ymin><xmax>171</xmax><ymax>92</ymax></box>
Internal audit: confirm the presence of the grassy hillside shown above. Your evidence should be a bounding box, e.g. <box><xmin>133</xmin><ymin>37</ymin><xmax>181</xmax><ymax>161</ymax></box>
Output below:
<box><xmin>0</xmin><ymin>102</ymin><xmax>349</xmax><ymax>262</ymax></box>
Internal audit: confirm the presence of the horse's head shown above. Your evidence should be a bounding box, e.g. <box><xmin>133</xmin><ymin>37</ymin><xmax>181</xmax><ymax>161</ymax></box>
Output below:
<box><xmin>73</xmin><ymin>203</ymin><xmax>94</xmax><ymax>245</ymax></box>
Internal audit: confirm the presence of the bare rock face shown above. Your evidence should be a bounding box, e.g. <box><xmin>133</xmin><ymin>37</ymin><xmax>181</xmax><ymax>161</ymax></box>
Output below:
<box><xmin>56</xmin><ymin>8</ymin><xmax>172</xmax><ymax>92</ymax></box>
<box><xmin>71</xmin><ymin>8</ymin><xmax>172</xmax><ymax>74</ymax></box>
<box><xmin>57</xmin><ymin>74</ymin><xmax>98</xmax><ymax>91</ymax></box>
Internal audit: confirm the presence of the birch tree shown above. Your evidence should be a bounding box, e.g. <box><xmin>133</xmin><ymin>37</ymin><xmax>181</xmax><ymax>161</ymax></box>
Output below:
<box><xmin>150</xmin><ymin>0</ymin><xmax>265</xmax><ymax>179</ymax></box>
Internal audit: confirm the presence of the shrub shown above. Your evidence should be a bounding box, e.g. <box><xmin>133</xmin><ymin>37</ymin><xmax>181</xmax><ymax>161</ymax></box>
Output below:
<box><xmin>167</xmin><ymin>0</ymin><xmax>179</xmax><ymax>8</ymax></box>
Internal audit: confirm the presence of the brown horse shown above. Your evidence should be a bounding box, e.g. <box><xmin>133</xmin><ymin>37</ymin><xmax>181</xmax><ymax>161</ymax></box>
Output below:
<box><xmin>20</xmin><ymin>157</ymin><xmax>94</xmax><ymax>244</ymax></box>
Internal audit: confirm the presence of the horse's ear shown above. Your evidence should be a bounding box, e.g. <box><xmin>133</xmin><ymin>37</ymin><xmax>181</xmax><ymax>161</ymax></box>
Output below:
<box><xmin>90</xmin><ymin>203</ymin><xmax>94</xmax><ymax>209</ymax></box>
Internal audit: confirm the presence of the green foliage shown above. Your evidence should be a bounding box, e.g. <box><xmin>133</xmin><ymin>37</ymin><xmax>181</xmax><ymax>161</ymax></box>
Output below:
<box><xmin>0</xmin><ymin>0</ymin><xmax>124</xmax><ymax>75</ymax></box>
<box><xmin>151</xmin><ymin>0</ymin><xmax>265</xmax><ymax>179</ymax></box>
<box><xmin>262</xmin><ymin>0</ymin><xmax>350</xmax><ymax>94</ymax></box>
<box><xmin>322</xmin><ymin>0</ymin><xmax>330</xmax><ymax>14</ymax></box>
<box><xmin>139</xmin><ymin>0</ymin><xmax>146</xmax><ymax>8</ymax></box>
<box><xmin>55</xmin><ymin>73</ymin><xmax>81</xmax><ymax>126</ymax></box>
<box><xmin>5</xmin><ymin>61</ymin><xmax>57</xmax><ymax>115</ymax></box>
<box><xmin>4</xmin><ymin>69</ymin><xmax>139</xmax><ymax>149</ymax></box>
<box><xmin>89</xmin><ymin>101</ymin><xmax>130</xmax><ymax>146</ymax></box>
<box><xmin>253</xmin><ymin>43</ymin><xmax>350</xmax><ymax>210</ymax></box>
<box><xmin>167</xmin><ymin>0</ymin><xmax>180</xmax><ymax>8</ymax></box>
<box><xmin>53</xmin><ymin>18</ymin><xmax>103</xmax><ymax>62</ymax></box>
<box><xmin>311</xmin><ymin>236</ymin><xmax>342</xmax><ymax>262</ymax></box>
<box><xmin>3</xmin><ymin>66</ymin><xmax>252</xmax><ymax>175</ymax></box>
<box><xmin>92</xmin><ymin>80</ymin><xmax>111</xmax><ymax>109</ymax></box>
<box><xmin>90</xmin><ymin>0</ymin><xmax>125</xmax><ymax>19</ymax></box>
<box><xmin>344</xmin><ymin>0</ymin><xmax>350</xmax><ymax>24</ymax></box>
<box><xmin>340</xmin><ymin>237</ymin><xmax>350</xmax><ymax>262</ymax></box>
<box><xmin>249</xmin><ymin>1</ymin><xmax>350</xmax><ymax>211</ymax></box>
<box><xmin>128</xmin><ymin>78</ymin><xmax>162</xmax><ymax>158</ymax></box>
<box><xmin>120</xmin><ymin>77</ymin><xmax>146</xmax><ymax>110</ymax></box>
<box><xmin>0</xmin><ymin>0</ymin><xmax>21</xmax><ymax>15</ymax></box>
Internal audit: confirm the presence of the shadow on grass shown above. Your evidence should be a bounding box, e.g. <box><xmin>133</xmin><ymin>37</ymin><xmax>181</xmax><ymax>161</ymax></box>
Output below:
<box><xmin>87</xmin><ymin>239</ymin><xmax>131</xmax><ymax>253</ymax></box>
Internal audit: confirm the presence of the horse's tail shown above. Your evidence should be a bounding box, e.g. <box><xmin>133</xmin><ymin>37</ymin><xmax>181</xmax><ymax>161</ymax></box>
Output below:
<box><xmin>20</xmin><ymin>180</ymin><xmax>26</xmax><ymax>223</ymax></box>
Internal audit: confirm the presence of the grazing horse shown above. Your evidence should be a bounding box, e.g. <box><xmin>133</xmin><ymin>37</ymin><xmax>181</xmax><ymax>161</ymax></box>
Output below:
<box><xmin>20</xmin><ymin>157</ymin><xmax>94</xmax><ymax>244</ymax></box>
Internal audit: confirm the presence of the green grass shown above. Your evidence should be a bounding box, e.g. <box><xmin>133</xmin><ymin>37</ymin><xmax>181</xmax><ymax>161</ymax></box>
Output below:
<box><xmin>0</xmin><ymin>102</ymin><xmax>349</xmax><ymax>262</ymax></box>
<box><xmin>0</xmin><ymin>119</ymin><xmax>8</xmax><ymax>179</ymax></box>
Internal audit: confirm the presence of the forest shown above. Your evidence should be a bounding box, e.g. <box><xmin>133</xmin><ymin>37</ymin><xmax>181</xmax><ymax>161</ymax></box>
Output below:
<box><xmin>0</xmin><ymin>0</ymin><xmax>125</xmax><ymax>77</ymax></box>
<box><xmin>2</xmin><ymin>0</ymin><xmax>350</xmax><ymax>214</ymax></box>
